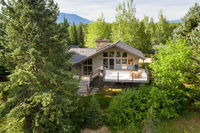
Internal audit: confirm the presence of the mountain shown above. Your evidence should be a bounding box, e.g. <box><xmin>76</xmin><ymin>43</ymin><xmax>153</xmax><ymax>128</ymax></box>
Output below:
<box><xmin>57</xmin><ymin>13</ymin><xmax>92</xmax><ymax>25</ymax></box>
<box><xmin>169</xmin><ymin>19</ymin><xmax>182</xmax><ymax>23</ymax></box>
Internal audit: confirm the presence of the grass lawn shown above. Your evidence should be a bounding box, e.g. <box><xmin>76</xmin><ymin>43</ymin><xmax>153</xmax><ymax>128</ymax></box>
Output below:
<box><xmin>155</xmin><ymin>112</ymin><xmax>200</xmax><ymax>133</ymax></box>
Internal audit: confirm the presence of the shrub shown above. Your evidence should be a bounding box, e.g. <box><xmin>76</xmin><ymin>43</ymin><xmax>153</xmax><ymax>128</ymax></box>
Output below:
<box><xmin>80</xmin><ymin>95</ymin><xmax>103</xmax><ymax>130</ymax></box>
<box><xmin>107</xmin><ymin>85</ymin><xmax>185</xmax><ymax>132</ymax></box>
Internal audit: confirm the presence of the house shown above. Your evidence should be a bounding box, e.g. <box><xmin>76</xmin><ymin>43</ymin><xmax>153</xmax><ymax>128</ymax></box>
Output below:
<box><xmin>70</xmin><ymin>40</ymin><xmax>149</xmax><ymax>93</ymax></box>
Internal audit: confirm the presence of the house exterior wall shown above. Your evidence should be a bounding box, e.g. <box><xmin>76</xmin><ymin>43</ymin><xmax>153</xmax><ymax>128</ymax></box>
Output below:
<box><xmin>92</xmin><ymin>53</ymin><xmax>103</xmax><ymax>71</ymax></box>
<box><xmin>72</xmin><ymin>46</ymin><xmax>141</xmax><ymax>76</ymax></box>
<box><xmin>72</xmin><ymin>64</ymin><xmax>82</xmax><ymax>75</ymax></box>
<box><xmin>99</xmin><ymin>47</ymin><xmax>139</xmax><ymax>69</ymax></box>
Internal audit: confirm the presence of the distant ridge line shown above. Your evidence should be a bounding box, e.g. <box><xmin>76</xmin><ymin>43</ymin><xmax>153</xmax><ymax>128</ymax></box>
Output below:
<box><xmin>57</xmin><ymin>13</ymin><xmax>92</xmax><ymax>25</ymax></box>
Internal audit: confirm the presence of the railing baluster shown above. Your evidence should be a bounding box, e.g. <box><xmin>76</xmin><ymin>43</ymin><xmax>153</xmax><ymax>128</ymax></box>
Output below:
<box><xmin>117</xmin><ymin>72</ymin><xmax>119</xmax><ymax>82</ymax></box>
<box><xmin>132</xmin><ymin>72</ymin><xmax>133</xmax><ymax>82</ymax></box>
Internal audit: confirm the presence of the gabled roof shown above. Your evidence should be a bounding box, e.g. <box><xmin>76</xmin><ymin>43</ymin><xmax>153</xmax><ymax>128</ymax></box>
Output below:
<box><xmin>70</xmin><ymin>41</ymin><xmax>145</xmax><ymax>65</ymax></box>
<box><xmin>69</xmin><ymin>48</ymin><xmax>96</xmax><ymax>63</ymax></box>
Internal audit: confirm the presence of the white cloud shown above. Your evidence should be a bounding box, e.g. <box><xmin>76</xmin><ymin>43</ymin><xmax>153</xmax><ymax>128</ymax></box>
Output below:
<box><xmin>54</xmin><ymin>0</ymin><xmax>199</xmax><ymax>22</ymax></box>
<box><xmin>1</xmin><ymin>0</ymin><xmax>199</xmax><ymax>22</ymax></box>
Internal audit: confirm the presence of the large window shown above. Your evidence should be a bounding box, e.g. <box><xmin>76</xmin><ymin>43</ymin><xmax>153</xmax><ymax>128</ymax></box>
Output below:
<box><xmin>103</xmin><ymin>59</ymin><xmax>108</xmax><ymax>69</ymax></box>
<box><xmin>109</xmin><ymin>51</ymin><xmax>114</xmax><ymax>57</ymax></box>
<box><xmin>122</xmin><ymin>52</ymin><xmax>127</xmax><ymax>57</ymax></box>
<box><xmin>116</xmin><ymin>59</ymin><xmax>121</xmax><ymax>64</ymax></box>
<box><xmin>83</xmin><ymin>59</ymin><xmax>92</xmax><ymax>75</ymax></box>
<box><xmin>128</xmin><ymin>59</ymin><xmax>133</xmax><ymax>65</ymax></box>
<box><xmin>103</xmin><ymin>52</ymin><xmax>108</xmax><ymax>57</ymax></box>
<box><xmin>122</xmin><ymin>59</ymin><xmax>127</xmax><ymax>64</ymax></box>
<box><xmin>116</xmin><ymin>52</ymin><xmax>121</xmax><ymax>57</ymax></box>
<box><xmin>103</xmin><ymin>51</ymin><xmax>133</xmax><ymax>70</ymax></box>
<box><xmin>103</xmin><ymin>51</ymin><xmax>115</xmax><ymax>69</ymax></box>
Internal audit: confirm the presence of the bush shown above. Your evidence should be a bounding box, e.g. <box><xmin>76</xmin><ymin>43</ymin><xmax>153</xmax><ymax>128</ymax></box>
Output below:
<box><xmin>94</xmin><ymin>94</ymin><xmax>112</xmax><ymax>109</ymax></box>
<box><xmin>80</xmin><ymin>95</ymin><xmax>103</xmax><ymax>130</ymax></box>
<box><xmin>107</xmin><ymin>85</ymin><xmax>185</xmax><ymax>132</ymax></box>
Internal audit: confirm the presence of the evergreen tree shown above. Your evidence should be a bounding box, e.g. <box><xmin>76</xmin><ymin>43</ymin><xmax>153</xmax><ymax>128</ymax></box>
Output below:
<box><xmin>0</xmin><ymin>10</ymin><xmax>7</xmax><ymax>76</ymax></box>
<box><xmin>173</xmin><ymin>3</ymin><xmax>200</xmax><ymax>43</ymax></box>
<box><xmin>84</xmin><ymin>96</ymin><xmax>103</xmax><ymax>129</ymax></box>
<box><xmin>147</xmin><ymin>18</ymin><xmax>157</xmax><ymax>45</ymax></box>
<box><xmin>134</xmin><ymin>21</ymin><xmax>151</xmax><ymax>53</ymax></box>
<box><xmin>190</xmin><ymin>25</ymin><xmax>200</xmax><ymax>84</ymax></box>
<box><xmin>69</xmin><ymin>23</ymin><xmax>79</xmax><ymax>46</ymax></box>
<box><xmin>58</xmin><ymin>18</ymin><xmax>70</xmax><ymax>46</ymax></box>
<box><xmin>0</xmin><ymin>0</ymin><xmax>80</xmax><ymax>132</ymax></box>
<box><xmin>85</xmin><ymin>14</ymin><xmax>111</xmax><ymax>48</ymax></box>
<box><xmin>173</xmin><ymin>3</ymin><xmax>200</xmax><ymax>85</ymax></box>
<box><xmin>77</xmin><ymin>23</ymin><xmax>85</xmax><ymax>47</ymax></box>
<box><xmin>155</xmin><ymin>11</ymin><xmax>171</xmax><ymax>44</ymax></box>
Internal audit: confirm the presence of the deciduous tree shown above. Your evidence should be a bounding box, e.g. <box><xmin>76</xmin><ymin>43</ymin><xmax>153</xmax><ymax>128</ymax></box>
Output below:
<box><xmin>85</xmin><ymin>14</ymin><xmax>111</xmax><ymax>48</ymax></box>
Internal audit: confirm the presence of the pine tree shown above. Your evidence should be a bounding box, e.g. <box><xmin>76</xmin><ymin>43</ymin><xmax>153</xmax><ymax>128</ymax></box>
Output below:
<box><xmin>173</xmin><ymin>3</ymin><xmax>200</xmax><ymax>42</ymax></box>
<box><xmin>172</xmin><ymin>3</ymin><xmax>200</xmax><ymax>89</ymax></box>
<box><xmin>58</xmin><ymin>18</ymin><xmax>70</xmax><ymax>46</ymax></box>
<box><xmin>0</xmin><ymin>0</ymin><xmax>80</xmax><ymax>132</ymax></box>
<box><xmin>155</xmin><ymin>11</ymin><xmax>171</xmax><ymax>44</ymax></box>
<box><xmin>134</xmin><ymin>21</ymin><xmax>151</xmax><ymax>53</ymax></box>
<box><xmin>147</xmin><ymin>18</ymin><xmax>157</xmax><ymax>45</ymax></box>
<box><xmin>85</xmin><ymin>96</ymin><xmax>103</xmax><ymax>129</ymax></box>
<box><xmin>69</xmin><ymin>23</ymin><xmax>79</xmax><ymax>46</ymax></box>
<box><xmin>77</xmin><ymin>23</ymin><xmax>85</xmax><ymax>47</ymax></box>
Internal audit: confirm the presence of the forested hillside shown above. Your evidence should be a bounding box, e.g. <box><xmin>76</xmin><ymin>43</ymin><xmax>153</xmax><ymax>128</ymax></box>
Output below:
<box><xmin>64</xmin><ymin>1</ymin><xmax>179</xmax><ymax>53</ymax></box>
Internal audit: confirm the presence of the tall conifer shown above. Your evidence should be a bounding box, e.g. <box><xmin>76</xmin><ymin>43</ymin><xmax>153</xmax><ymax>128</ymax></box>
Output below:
<box><xmin>0</xmin><ymin>0</ymin><xmax>79</xmax><ymax>132</ymax></box>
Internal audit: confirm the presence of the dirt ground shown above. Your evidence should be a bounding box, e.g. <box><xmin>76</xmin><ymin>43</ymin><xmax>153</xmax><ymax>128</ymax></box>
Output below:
<box><xmin>81</xmin><ymin>126</ymin><xmax>111</xmax><ymax>133</ymax></box>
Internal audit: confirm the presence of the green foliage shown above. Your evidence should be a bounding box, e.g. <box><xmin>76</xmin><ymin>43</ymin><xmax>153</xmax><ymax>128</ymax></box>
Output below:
<box><xmin>150</xmin><ymin>39</ymin><xmax>198</xmax><ymax>88</ymax></box>
<box><xmin>173</xmin><ymin>3</ymin><xmax>200</xmax><ymax>41</ymax></box>
<box><xmin>69</xmin><ymin>23</ymin><xmax>79</xmax><ymax>46</ymax></box>
<box><xmin>107</xmin><ymin>85</ymin><xmax>183</xmax><ymax>132</ymax></box>
<box><xmin>77</xmin><ymin>23</ymin><xmax>85</xmax><ymax>47</ymax></box>
<box><xmin>93</xmin><ymin>94</ymin><xmax>112</xmax><ymax>109</ymax></box>
<box><xmin>111</xmin><ymin>0</ymin><xmax>176</xmax><ymax>53</ymax></box>
<box><xmin>134</xmin><ymin>21</ymin><xmax>151</xmax><ymax>53</ymax></box>
<box><xmin>85</xmin><ymin>15</ymin><xmax>111</xmax><ymax>48</ymax></box>
<box><xmin>155</xmin><ymin>111</ymin><xmax>200</xmax><ymax>133</ymax></box>
<box><xmin>58</xmin><ymin>18</ymin><xmax>70</xmax><ymax>46</ymax></box>
<box><xmin>0</xmin><ymin>0</ymin><xmax>81</xmax><ymax>132</ymax></box>
<box><xmin>0</xmin><ymin>66</ymin><xmax>7</xmax><ymax>75</ymax></box>
<box><xmin>80</xmin><ymin>95</ymin><xmax>103</xmax><ymax>130</ymax></box>
<box><xmin>85</xmin><ymin>96</ymin><xmax>103</xmax><ymax>129</ymax></box>
<box><xmin>142</xmin><ymin>17</ymin><xmax>157</xmax><ymax>45</ymax></box>
<box><xmin>111</xmin><ymin>0</ymin><xmax>141</xmax><ymax>50</ymax></box>
<box><xmin>68</xmin><ymin>23</ymin><xmax>87</xmax><ymax>47</ymax></box>
<box><xmin>0</xmin><ymin>117</ymin><xmax>24</xmax><ymax>133</ymax></box>
<box><xmin>154</xmin><ymin>11</ymin><xmax>171</xmax><ymax>44</ymax></box>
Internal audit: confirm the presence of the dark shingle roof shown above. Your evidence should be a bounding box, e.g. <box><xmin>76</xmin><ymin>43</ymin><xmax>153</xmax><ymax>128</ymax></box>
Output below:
<box><xmin>115</xmin><ymin>41</ymin><xmax>145</xmax><ymax>59</ymax></box>
<box><xmin>69</xmin><ymin>48</ymin><xmax>96</xmax><ymax>63</ymax></box>
<box><xmin>70</xmin><ymin>41</ymin><xmax>145</xmax><ymax>64</ymax></box>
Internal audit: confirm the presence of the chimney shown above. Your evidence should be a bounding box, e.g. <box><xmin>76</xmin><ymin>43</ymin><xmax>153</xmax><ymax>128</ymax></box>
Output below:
<box><xmin>96</xmin><ymin>39</ymin><xmax>110</xmax><ymax>51</ymax></box>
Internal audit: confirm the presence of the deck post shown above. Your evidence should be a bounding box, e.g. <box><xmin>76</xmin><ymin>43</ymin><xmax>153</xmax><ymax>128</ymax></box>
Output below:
<box><xmin>132</xmin><ymin>72</ymin><xmax>133</xmax><ymax>82</ymax></box>
<box><xmin>117</xmin><ymin>72</ymin><xmax>119</xmax><ymax>82</ymax></box>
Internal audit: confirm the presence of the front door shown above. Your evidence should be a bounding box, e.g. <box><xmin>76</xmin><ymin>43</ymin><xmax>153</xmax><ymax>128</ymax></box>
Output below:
<box><xmin>109</xmin><ymin>59</ymin><xmax>114</xmax><ymax>70</ymax></box>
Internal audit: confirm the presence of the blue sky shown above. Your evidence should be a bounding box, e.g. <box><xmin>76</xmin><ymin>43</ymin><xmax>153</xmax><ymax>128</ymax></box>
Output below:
<box><xmin>54</xmin><ymin>0</ymin><xmax>199</xmax><ymax>22</ymax></box>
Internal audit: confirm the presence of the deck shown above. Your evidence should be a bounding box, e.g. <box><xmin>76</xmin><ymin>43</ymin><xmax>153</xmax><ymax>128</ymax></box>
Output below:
<box><xmin>104</xmin><ymin>69</ymin><xmax>149</xmax><ymax>83</ymax></box>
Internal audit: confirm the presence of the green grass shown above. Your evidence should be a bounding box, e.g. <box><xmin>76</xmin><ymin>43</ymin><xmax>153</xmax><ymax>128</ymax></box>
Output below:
<box><xmin>155</xmin><ymin>112</ymin><xmax>200</xmax><ymax>133</ymax></box>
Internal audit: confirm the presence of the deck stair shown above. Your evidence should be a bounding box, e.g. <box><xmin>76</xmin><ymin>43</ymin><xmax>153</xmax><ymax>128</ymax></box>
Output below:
<box><xmin>78</xmin><ymin>76</ymin><xmax>91</xmax><ymax>94</ymax></box>
<box><xmin>90</xmin><ymin>67</ymin><xmax>104</xmax><ymax>80</ymax></box>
